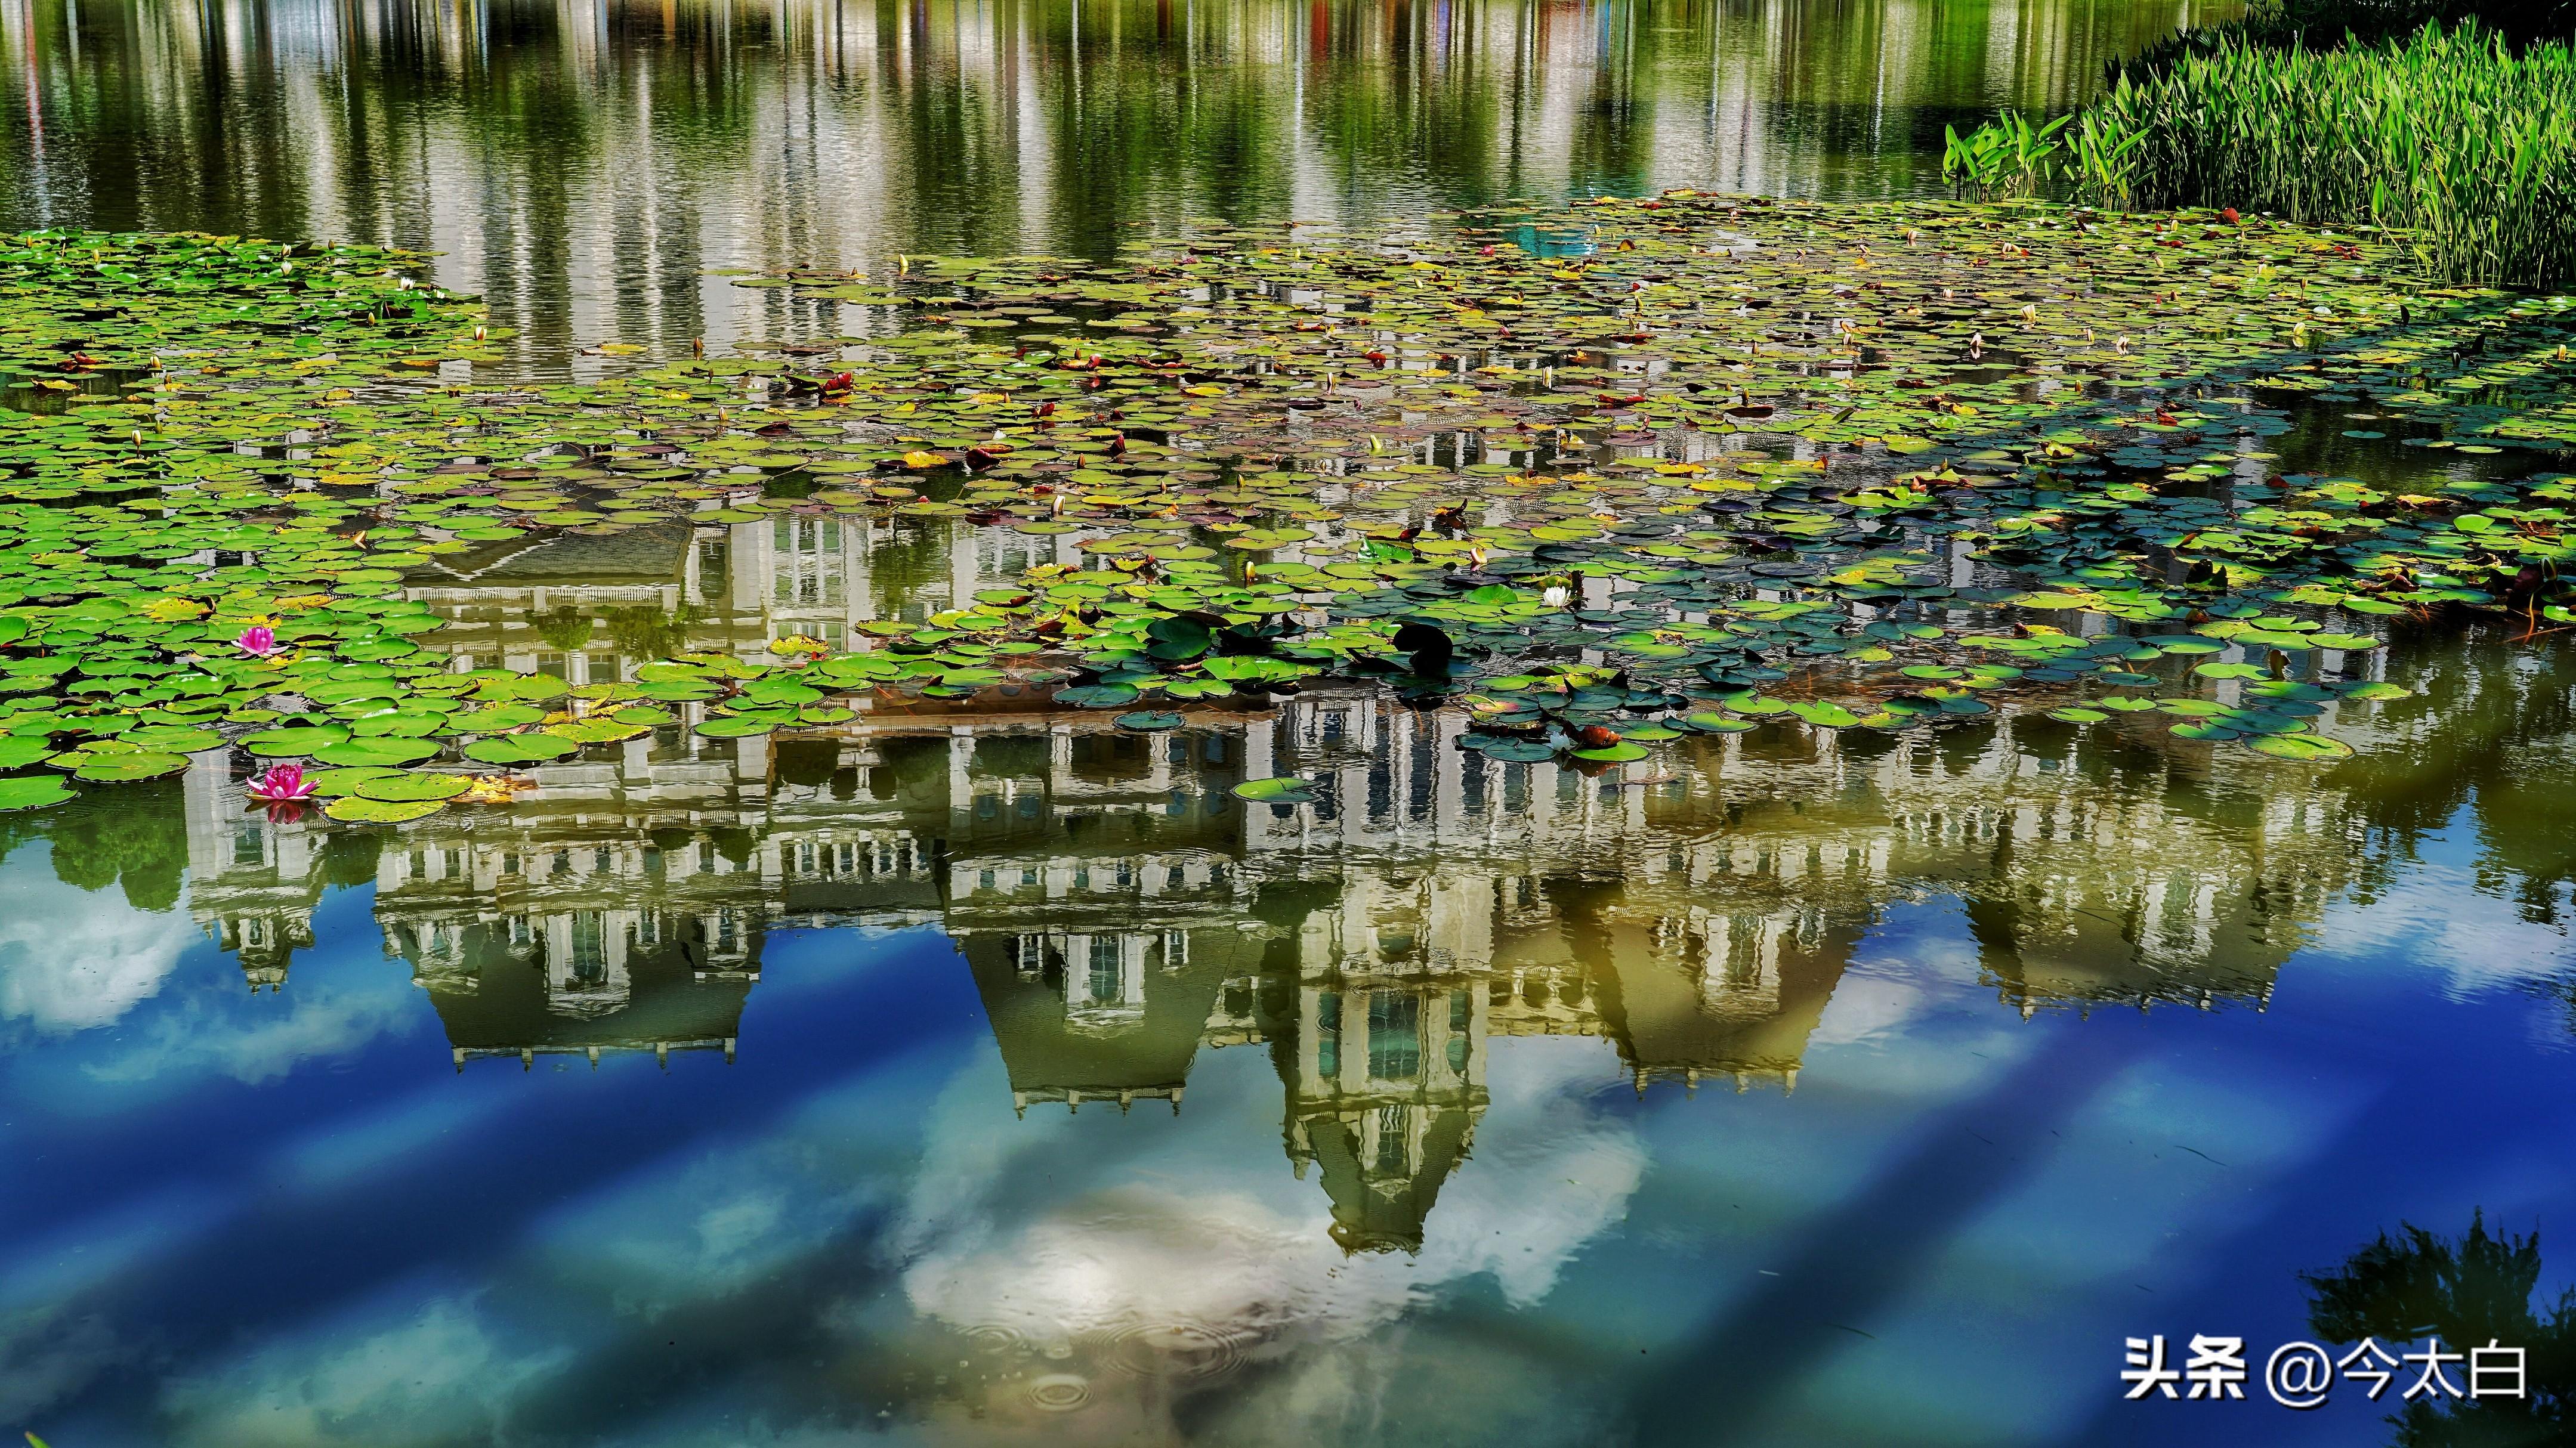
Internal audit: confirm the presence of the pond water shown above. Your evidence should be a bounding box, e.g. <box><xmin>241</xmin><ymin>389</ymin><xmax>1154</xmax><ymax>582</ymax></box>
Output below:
<box><xmin>0</xmin><ymin>0</ymin><xmax>2234</xmax><ymax>370</ymax></box>
<box><xmin>10</xmin><ymin>4</ymin><xmax>2576</xmax><ymax>1448</ymax></box>
<box><xmin>8</xmin><ymin>624</ymin><xmax>2576</xmax><ymax>1447</ymax></box>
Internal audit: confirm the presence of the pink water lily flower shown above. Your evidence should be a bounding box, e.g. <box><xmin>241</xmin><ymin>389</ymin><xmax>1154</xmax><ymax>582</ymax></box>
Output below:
<box><xmin>236</xmin><ymin>624</ymin><xmax>280</xmax><ymax>658</ymax></box>
<box><xmin>246</xmin><ymin>763</ymin><xmax>316</xmax><ymax>802</ymax></box>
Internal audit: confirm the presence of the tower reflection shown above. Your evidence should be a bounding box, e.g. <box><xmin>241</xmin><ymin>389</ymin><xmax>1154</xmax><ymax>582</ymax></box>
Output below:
<box><xmin>152</xmin><ymin>501</ymin><xmax>2442</xmax><ymax>1255</ymax></box>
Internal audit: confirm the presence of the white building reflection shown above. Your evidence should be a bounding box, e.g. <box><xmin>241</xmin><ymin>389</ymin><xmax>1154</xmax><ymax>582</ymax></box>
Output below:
<box><xmin>0</xmin><ymin>0</ymin><xmax>2235</xmax><ymax>369</ymax></box>
<box><xmin>159</xmin><ymin>498</ymin><xmax>2387</xmax><ymax>1250</ymax></box>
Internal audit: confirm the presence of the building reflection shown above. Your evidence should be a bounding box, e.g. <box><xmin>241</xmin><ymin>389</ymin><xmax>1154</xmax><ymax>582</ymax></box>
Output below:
<box><xmin>160</xmin><ymin>505</ymin><xmax>2410</xmax><ymax>1252</ymax></box>
<box><xmin>0</xmin><ymin>0</ymin><xmax>2237</xmax><ymax>369</ymax></box>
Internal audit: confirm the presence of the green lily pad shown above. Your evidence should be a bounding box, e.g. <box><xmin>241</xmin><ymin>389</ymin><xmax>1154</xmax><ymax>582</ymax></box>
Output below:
<box><xmin>304</xmin><ymin>766</ymin><xmax>403</xmax><ymax>797</ymax></box>
<box><xmin>2248</xmin><ymin>733</ymin><xmax>2356</xmax><ymax>761</ymax></box>
<box><xmin>69</xmin><ymin>751</ymin><xmax>189</xmax><ymax>781</ymax></box>
<box><xmin>0</xmin><ymin>775</ymin><xmax>75</xmax><ymax>810</ymax></box>
<box><xmin>323</xmin><ymin>795</ymin><xmax>449</xmax><ymax>824</ymax></box>
<box><xmin>353</xmin><ymin>772</ymin><xmax>475</xmax><ymax>803</ymax></box>
<box><xmin>243</xmin><ymin>725</ymin><xmax>351</xmax><ymax>757</ymax></box>
<box><xmin>464</xmin><ymin>734</ymin><xmax>580</xmax><ymax>763</ymax></box>
<box><xmin>1571</xmin><ymin>742</ymin><xmax>1651</xmax><ymax>763</ymax></box>
<box><xmin>314</xmin><ymin>738</ymin><xmax>441</xmax><ymax>768</ymax></box>
<box><xmin>1057</xmin><ymin>683</ymin><xmax>1142</xmax><ymax>708</ymax></box>
<box><xmin>1466</xmin><ymin>737</ymin><xmax>1561</xmax><ymax>761</ymax></box>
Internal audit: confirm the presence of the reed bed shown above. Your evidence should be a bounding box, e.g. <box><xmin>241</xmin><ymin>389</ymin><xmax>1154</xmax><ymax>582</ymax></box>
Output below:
<box><xmin>2115</xmin><ymin>0</ymin><xmax>2575</xmax><ymax>79</ymax></box>
<box><xmin>1949</xmin><ymin>24</ymin><xmax>2576</xmax><ymax>290</ymax></box>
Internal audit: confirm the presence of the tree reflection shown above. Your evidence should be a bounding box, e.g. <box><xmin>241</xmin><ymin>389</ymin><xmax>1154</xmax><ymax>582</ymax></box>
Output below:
<box><xmin>39</xmin><ymin>780</ymin><xmax>188</xmax><ymax>912</ymax></box>
<box><xmin>0</xmin><ymin>0</ymin><xmax>2240</xmax><ymax>365</ymax></box>
<box><xmin>2304</xmin><ymin>1214</ymin><xmax>2576</xmax><ymax>1446</ymax></box>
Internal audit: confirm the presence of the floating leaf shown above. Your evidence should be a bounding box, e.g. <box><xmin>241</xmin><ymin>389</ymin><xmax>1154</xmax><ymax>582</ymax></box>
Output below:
<box><xmin>1570</xmin><ymin>742</ymin><xmax>1650</xmax><ymax>762</ymax></box>
<box><xmin>0</xmin><ymin>775</ymin><xmax>73</xmax><ymax>811</ymax></box>
<box><xmin>243</xmin><ymin>726</ymin><xmax>351</xmax><ymax>757</ymax></box>
<box><xmin>323</xmin><ymin>795</ymin><xmax>449</xmax><ymax>824</ymax></box>
<box><xmin>1466</xmin><ymin>737</ymin><xmax>1560</xmax><ymax>761</ymax></box>
<box><xmin>1788</xmin><ymin>701</ymin><xmax>1864</xmax><ymax>728</ymax></box>
<box><xmin>353</xmin><ymin>772</ymin><xmax>474</xmax><ymax>803</ymax></box>
<box><xmin>70</xmin><ymin>751</ymin><xmax>187</xmax><ymax>781</ymax></box>
<box><xmin>304</xmin><ymin>766</ymin><xmax>403</xmax><ymax>797</ymax></box>
<box><xmin>1231</xmin><ymin>776</ymin><xmax>1316</xmax><ymax>803</ymax></box>
<box><xmin>1055</xmin><ymin>683</ymin><xmax>1141</xmax><ymax>708</ymax></box>
<box><xmin>464</xmin><ymin>734</ymin><xmax>580</xmax><ymax>763</ymax></box>
<box><xmin>314</xmin><ymin>738</ymin><xmax>441</xmax><ymax>768</ymax></box>
<box><xmin>2249</xmin><ymin>733</ymin><xmax>2356</xmax><ymax>760</ymax></box>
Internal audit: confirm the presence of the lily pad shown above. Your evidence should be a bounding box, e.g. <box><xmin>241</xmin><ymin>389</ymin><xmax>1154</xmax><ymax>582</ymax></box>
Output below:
<box><xmin>323</xmin><ymin>795</ymin><xmax>449</xmax><ymax>824</ymax></box>
<box><xmin>464</xmin><ymin>734</ymin><xmax>580</xmax><ymax>763</ymax></box>
<box><xmin>313</xmin><ymin>738</ymin><xmax>441</xmax><ymax>768</ymax></box>
<box><xmin>1570</xmin><ymin>742</ymin><xmax>1651</xmax><ymax>763</ymax></box>
<box><xmin>1057</xmin><ymin>683</ymin><xmax>1142</xmax><ymax>708</ymax></box>
<box><xmin>243</xmin><ymin>725</ymin><xmax>351</xmax><ymax>757</ymax></box>
<box><xmin>69</xmin><ymin>751</ymin><xmax>189</xmax><ymax>781</ymax></box>
<box><xmin>353</xmin><ymin>772</ymin><xmax>475</xmax><ymax>803</ymax></box>
<box><xmin>2248</xmin><ymin>733</ymin><xmax>2355</xmax><ymax>760</ymax></box>
<box><xmin>0</xmin><ymin>775</ymin><xmax>74</xmax><ymax>811</ymax></box>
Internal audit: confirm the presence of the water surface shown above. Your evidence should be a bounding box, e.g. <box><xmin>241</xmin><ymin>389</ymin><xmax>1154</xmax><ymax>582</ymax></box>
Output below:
<box><xmin>8</xmin><ymin>567</ymin><xmax>2576</xmax><ymax>1445</ymax></box>
<box><xmin>1</xmin><ymin>0</ymin><xmax>2235</xmax><ymax>367</ymax></box>
<box><xmin>14</xmin><ymin>3</ymin><xmax>2576</xmax><ymax>1447</ymax></box>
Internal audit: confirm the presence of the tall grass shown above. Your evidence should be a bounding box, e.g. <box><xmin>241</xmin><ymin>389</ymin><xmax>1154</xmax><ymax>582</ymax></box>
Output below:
<box><xmin>2116</xmin><ymin>0</ymin><xmax>2575</xmax><ymax>79</ymax></box>
<box><xmin>1952</xmin><ymin>23</ymin><xmax>2576</xmax><ymax>289</ymax></box>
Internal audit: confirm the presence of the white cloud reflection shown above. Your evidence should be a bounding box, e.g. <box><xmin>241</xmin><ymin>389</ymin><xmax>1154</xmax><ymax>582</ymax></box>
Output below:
<box><xmin>895</xmin><ymin>1035</ymin><xmax>1643</xmax><ymax>1357</ymax></box>
<box><xmin>161</xmin><ymin>1291</ymin><xmax>566</xmax><ymax>1448</ymax></box>
<box><xmin>0</xmin><ymin>850</ymin><xmax>199</xmax><ymax>1034</ymax></box>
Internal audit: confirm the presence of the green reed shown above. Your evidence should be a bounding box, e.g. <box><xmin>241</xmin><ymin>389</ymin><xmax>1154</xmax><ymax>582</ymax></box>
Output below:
<box><xmin>1954</xmin><ymin>23</ymin><xmax>2576</xmax><ymax>290</ymax></box>
<box><xmin>2116</xmin><ymin>0</ymin><xmax>2574</xmax><ymax>79</ymax></box>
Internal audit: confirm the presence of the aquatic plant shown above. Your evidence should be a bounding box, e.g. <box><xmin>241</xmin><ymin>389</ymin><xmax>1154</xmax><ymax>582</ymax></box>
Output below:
<box><xmin>2</xmin><ymin>202</ymin><xmax>2574</xmax><ymax>826</ymax></box>
<box><xmin>2107</xmin><ymin>23</ymin><xmax>2576</xmax><ymax>288</ymax></box>
<box><xmin>234</xmin><ymin>624</ymin><xmax>280</xmax><ymax>657</ymax></box>
<box><xmin>2115</xmin><ymin>0</ymin><xmax>2576</xmax><ymax>81</ymax></box>
<box><xmin>1957</xmin><ymin>23</ymin><xmax>2576</xmax><ymax>287</ymax></box>
<box><xmin>1941</xmin><ymin>113</ymin><xmax>2068</xmax><ymax>202</ymax></box>
<box><xmin>245</xmin><ymin>763</ymin><xmax>317</xmax><ymax>802</ymax></box>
